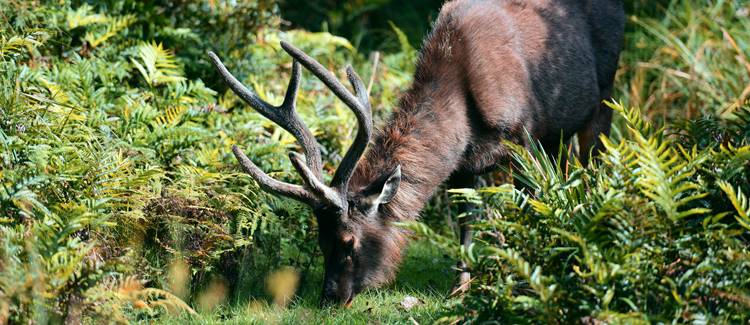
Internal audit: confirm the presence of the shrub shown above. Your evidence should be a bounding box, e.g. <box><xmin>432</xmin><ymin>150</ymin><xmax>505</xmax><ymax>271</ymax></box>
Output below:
<box><xmin>407</xmin><ymin>102</ymin><xmax>750</xmax><ymax>323</ymax></box>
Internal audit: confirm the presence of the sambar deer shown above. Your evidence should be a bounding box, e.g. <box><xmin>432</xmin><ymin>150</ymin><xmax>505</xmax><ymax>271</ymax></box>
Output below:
<box><xmin>209</xmin><ymin>0</ymin><xmax>624</xmax><ymax>306</ymax></box>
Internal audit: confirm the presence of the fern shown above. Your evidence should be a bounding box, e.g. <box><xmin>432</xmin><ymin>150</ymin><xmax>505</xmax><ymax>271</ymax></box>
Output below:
<box><xmin>157</xmin><ymin>27</ymin><xmax>200</xmax><ymax>41</ymax></box>
<box><xmin>610</xmin><ymin>101</ymin><xmax>710</xmax><ymax>220</ymax></box>
<box><xmin>154</xmin><ymin>106</ymin><xmax>188</xmax><ymax>127</ymax></box>
<box><xmin>84</xmin><ymin>15</ymin><xmax>135</xmax><ymax>48</ymax></box>
<box><xmin>130</xmin><ymin>42</ymin><xmax>186</xmax><ymax>86</ymax></box>
<box><xmin>718</xmin><ymin>181</ymin><xmax>750</xmax><ymax>231</ymax></box>
<box><xmin>426</xmin><ymin>102</ymin><xmax>750</xmax><ymax>323</ymax></box>
<box><xmin>0</xmin><ymin>175</ymin><xmax>50</xmax><ymax>219</ymax></box>
<box><xmin>66</xmin><ymin>4</ymin><xmax>109</xmax><ymax>29</ymax></box>
<box><xmin>489</xmin><ymin>247</ymin><xmax>557</xmax><ymax>304</ymax></box>
<box><xmin>0</xmin><ymin>32</ymin><xmax>46</xmax><ymax>58</ymax></box>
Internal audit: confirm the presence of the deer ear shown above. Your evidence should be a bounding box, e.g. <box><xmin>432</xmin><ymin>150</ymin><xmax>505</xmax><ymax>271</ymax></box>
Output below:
<box><xmin>378</xmin><ymin>165</ymin><xmax>401</xmax><ymax>204</ymax></box>
<box><xmin>365</xmin><ymin>165</ymin><xmax>401</xmax><ymax>211</ymax></box>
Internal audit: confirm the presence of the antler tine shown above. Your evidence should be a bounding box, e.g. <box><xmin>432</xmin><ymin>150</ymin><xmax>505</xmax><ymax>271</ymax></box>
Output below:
<box><xmin>207</xmin><ymin>51</ymin><xmax>323</xmax><ymax>179</ymax></box>
<box><xmin>280</xmin><ymin>42</ymin><xmax>365</xmax><ymax>113</ymax></box>
<box><xmin>289</xmin><ymin>152</ymin><xmax>344</xmax><ymax>208</ymax></box>
<box><xmin>330</xmin><ymin>66</ymin><xmax>373</xmax><ymax>192</ymax></box>
<box><xmin>280</xmin><ymin>42</ymin><xmax>374</xmax><ymax>193</ymax></box>
<box><xmin>231</xmin><ymin>145</ymin><xmax>317</xmax><ymax>205</ymax></box>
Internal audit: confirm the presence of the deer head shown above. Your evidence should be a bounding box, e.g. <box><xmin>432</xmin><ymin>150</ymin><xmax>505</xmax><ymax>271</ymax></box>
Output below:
<box><xmin>208</xmin><ymin>42</ymin><xmax>402</xmax><ymax>307</ymax></box>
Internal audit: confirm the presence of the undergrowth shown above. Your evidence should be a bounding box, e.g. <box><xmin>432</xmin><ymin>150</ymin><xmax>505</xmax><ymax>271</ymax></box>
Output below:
<box><xmin>407</xmin><ymin>102</ymin><xmax>750</xmax><ymax>324</ymax></box>
<box><xmin>1</xmin><ymin>0</ymin><xmax>749</xmax><ymax>324</ymax></box>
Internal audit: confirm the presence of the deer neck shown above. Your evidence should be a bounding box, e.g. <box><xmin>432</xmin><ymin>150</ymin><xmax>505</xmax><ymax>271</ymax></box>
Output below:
<box><xmin>350</xmin><ymin>75</ymin><xmax>471</xmax><ymax>222</ymax></box>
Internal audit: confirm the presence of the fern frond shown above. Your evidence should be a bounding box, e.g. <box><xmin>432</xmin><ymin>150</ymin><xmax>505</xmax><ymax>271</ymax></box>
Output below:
<box><xmin>66</xmin><ymin>4</ymin><xmax>108</xmax><ymax>29</ymax></box>
<box><xmin>388</xmin><ymin>21</ymin><xmax>416</xmax><ymax>55</ymax></box>
<box><xmin>598</xmin><ymin>135</ymin><xmax>639</xmax><ymax>186</ymax></box>
<box><xmin>606</xmin><ymin>100</ymin><xmax>658</xmax><ymax>140</ymax></box>
<box><xmin>447</xmin><ymin>188</ymin><xmax>484</xmax><ymax>206</ymax></box>
<box><xmin>0</xmin><ymin>32</ymin><xmax>46</xmax><ymax>58</ymax></box>
<box><xmin>1</xmin><ymin>175</ymin><xmax>50</xmax><ymax>218</ymax></box>
<box><xmin>140</xmin><ymin>288</ymin><xmax>198</xmax><ymax>316</ymax></box>
<box><xmin>131</xmin><ymin>42</ymin><xmax>186</xmax><ymax>86</ymax></box>
<box><xmin>717</xmin><ymin>181</ymin><xmax>750</xmax><ymax>230</ymax></box>
<box><xmin>489</xmin><ymin>247</ymin><xmax>557</xmax><ymax>303</ymax></box>
<box><xmin>728</xmin><ymin>106</ymin><xmax>750</xmax><ymax>144</ymax></box>
<box><xmin>611</xmin><ymin>102</ymin><xmax>711</xmax><ymax>220</ymax></box>
<box><xmin>84</xmin><ymin>15</ymin><xmax>135</xmax><ymax>48</ymax></box>
<box><xmin>155</xmin><ymin>106</ymin><xmax>188</xmax><ymax>127</ymax></box>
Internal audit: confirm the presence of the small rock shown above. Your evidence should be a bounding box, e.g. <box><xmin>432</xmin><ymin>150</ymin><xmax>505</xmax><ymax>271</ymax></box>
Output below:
<box><xmin>737</xmin><ymin>7</ymin><xmax>749</xmax><ymax>18</ymax></box>
<box><xmin>399</xmin><ymin>296</ymin><xmax>423</xmax><ymax>310</ymax></box>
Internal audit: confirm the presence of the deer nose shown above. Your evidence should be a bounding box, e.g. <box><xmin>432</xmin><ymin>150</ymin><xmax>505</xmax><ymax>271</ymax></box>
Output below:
<box><xmin>320</xmin><ymin>286</ymin><xmax>336</xmax><ymax>306</ymax></box>
<box><xmin>320</xmin><ymin>292</ymin><xmax>338</xmax><ymax>307</ymax></box>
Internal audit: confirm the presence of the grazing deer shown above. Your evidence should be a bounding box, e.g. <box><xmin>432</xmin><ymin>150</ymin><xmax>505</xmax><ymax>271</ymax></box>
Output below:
<box><xmin>209</xmin><ymin>0</ymin><xmax>624</xmax><ymax>306</ymax></box>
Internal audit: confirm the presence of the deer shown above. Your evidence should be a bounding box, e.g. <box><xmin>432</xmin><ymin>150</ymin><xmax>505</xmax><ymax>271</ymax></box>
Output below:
<box><xmin>208</xmin><ymin>0</ymin><xmax>624</xmax><ymax>307</ymax></box>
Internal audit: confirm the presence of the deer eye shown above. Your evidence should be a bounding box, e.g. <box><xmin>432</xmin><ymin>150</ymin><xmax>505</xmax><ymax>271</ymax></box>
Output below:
<box><xmin>342</xmin><ymin>237</ymin><xmax>355</xmax><ymax>254</ymax></box>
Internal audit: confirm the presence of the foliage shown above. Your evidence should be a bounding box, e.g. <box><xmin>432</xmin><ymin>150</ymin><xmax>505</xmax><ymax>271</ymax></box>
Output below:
<box><xmin>406</xmin><ymin>102</ymin><xmax>750</xmax><ymax>323</ymax></box>
<box><xmin>1</xmin><ymin>0</ymin><xmax>749</xmax><ymax>323</ymax></box>
<box><xmin>0</xmin><ymin>0</ymin><xmax>413</xmax><ymax>322</ymax></box>
<box><xmin>279</xmin><ymin>0</ymin><xmax>443</xmax><ymax>53</ymax></box>
<box><xmin>617</xmin><ymin>0</ymin><xmax>750</xmax><ymax>120</ymax></box>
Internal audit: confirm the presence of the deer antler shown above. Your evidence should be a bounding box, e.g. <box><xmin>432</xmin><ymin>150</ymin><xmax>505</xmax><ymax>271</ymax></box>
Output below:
<box><xmin>208</xmin><ymin>41</ymin><xmax>373</xmax><ymax>209</ymax></box>
<box><xmin>278</xmin><ymin>42</ymin><xmax>373</xmax><ymax>195</ymax></box>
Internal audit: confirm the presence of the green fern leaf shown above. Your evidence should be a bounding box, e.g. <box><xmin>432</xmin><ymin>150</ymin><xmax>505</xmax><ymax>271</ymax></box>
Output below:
<box><xmin>66</xmin><ymin>4</ymin><xmax>108</xmax><ymax>29</ymax></box>
<box><xmin>130</xmin><ymin>42</ymin><xmax>186</xmax><ymax>86</ymax></box>
<box><xmin>717</xmin><ymin>181</ymin><xmax>750</xmax><ymax>230</ymax></box>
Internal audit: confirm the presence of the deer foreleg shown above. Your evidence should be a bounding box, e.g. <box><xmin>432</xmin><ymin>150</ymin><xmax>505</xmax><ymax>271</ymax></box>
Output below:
<box><xmin>448</xmin><ymin>173</ymin><xmax>480</xmax><ymax>295</ymax></box>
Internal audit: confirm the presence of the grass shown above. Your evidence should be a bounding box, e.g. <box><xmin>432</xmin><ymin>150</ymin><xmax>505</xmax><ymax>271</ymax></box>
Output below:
<box><xmin>161</xmin><ymin>239</ymin><xmax>455</xmax><ymax>324</ymax></box>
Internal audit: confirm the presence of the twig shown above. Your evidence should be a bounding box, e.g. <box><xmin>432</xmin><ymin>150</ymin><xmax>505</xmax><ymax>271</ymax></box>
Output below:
<box><xmin>367</xmin><ymin>51</ymin><xmax>380</xmax><ymax>96</ymax></box>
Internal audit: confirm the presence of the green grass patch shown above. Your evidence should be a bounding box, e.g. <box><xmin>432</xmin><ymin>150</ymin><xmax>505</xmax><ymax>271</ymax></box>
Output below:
<box><xmin>161</xmin><ymin>240</ymin><xmax>455</xmax><ymax>324</ymax></box>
